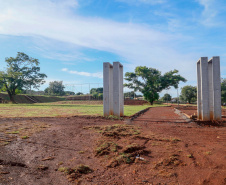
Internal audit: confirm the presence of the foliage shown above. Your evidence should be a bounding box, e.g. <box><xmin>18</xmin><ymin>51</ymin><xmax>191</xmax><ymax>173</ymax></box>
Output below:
<box><xmin>124</xmin><ymin>91</ymin><xmax>137</xmax><ymax>99</ymax></box>
<box><xmin>45</xmin><ymin>81</ymin><xmax>65</xmax><ymax>96</ymax></box>
<box><xmin>0</xmin><ymin>52</ymin><xmax>47</xmax><ymax>103</ymax></box>
<box><xmin>64</xmin><ymin>91</ymin><xmax>75</xmax><ymax>96</ymax></box>
<box><xmin>75</xmin><ymin>92</ymin><xmax>83</xmax><ymax>95</ymax></box>
<box><xmin>90</xmin><ymin>87</ymin><xmax>103</xmax><ymax>94</ymax></box>
<box><xmin>222</xmin><ymin>78</ymin><xmax>226</xmax><ymax>103</ymax></box>
<box><xmin>90</xmin><ymin>87</ymin><xmax>103</xmax><ymax>100</ymax></box>
<box><xmin>180</xmin><ymin>85</ymin><xmax>197</xmax><ymax>104</ymax></box>
<box><xmin>124</xmin><ymin>66</ymin><xmax>186</xmax><ymax>104</ymax></box>
<box><xmin>162</xmin><ymin>93</ymin><xmax>172</xmax><ymax>102</ymax></box>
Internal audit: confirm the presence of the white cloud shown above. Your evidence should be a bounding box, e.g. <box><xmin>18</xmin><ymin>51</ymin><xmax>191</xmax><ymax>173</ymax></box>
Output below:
<box><xmin>197</xmin><ymin>0</ymin><xmax>225</xmax><ymax>27</ymax></box>
<box><xmin>0</xmin><ymin>0</ymin><xmax>206</xmax><ymax>83</ymax></box>
<box><xmin>62</xmin><ymin>68</ymin><xmax>103</xmax><ymax>78</ymax></box>
<box><xmin>62</xmin><ymin>68</ymin><xmax>68</xmax><ymax>72</ymax></box>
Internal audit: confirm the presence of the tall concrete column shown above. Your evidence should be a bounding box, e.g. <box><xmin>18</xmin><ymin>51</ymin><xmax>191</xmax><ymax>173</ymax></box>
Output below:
<box><xmin>208</xmin><ymin>59</ymin><xmax>214</xmax><ymax>120</ymax></box>
<box><xmin>119</xmin><ymin>64</ymin><xmax>124</xmax><ymax>116</ymax></box>
<box><xmin>197</xmin><ymin>60</ymin><xmax>202</xmax><ymax>120</ymax></box>
<box><xmin>103</xmin><ymin>62</ymin><xmax>113</xmax><ymax>116</ymax></box>
<box><xmin>113</xmin><ymin>62</ymin><xmax>123</xmax><ymax>117</ymax></box>
<box><xmin>200</xmin><ymin>57</ymin><xmax>210</xmax><ymax>121</ymax></box>
<box><xmin>196</xmin><ymin>56</ymin><xmax>221</xmax><ymax>121</ymax></box>
<box><xmin>212</xmin><ymin>56</ymin><xmax>221</xmax><ymax>120</ymax></box>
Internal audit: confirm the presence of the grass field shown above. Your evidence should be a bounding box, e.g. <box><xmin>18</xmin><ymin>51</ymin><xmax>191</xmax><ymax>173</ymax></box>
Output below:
<box><xmin>0</xmin><ymin>103</ymin><xmax>165</xmax><ymax>118</ymax></box>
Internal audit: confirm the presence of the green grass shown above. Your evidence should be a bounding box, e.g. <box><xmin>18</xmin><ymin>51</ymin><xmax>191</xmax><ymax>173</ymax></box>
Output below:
<box><xmin>0</xmin><ymin>102</ymin><xmax>165</xmax><ymax>118</ymax></box>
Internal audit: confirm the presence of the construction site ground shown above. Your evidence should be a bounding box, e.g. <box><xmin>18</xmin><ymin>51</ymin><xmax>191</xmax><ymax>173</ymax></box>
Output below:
<box><xmin>0</xmin><ymin>106</ymin><xmax>225</xmax><ymax>185</ymax></box>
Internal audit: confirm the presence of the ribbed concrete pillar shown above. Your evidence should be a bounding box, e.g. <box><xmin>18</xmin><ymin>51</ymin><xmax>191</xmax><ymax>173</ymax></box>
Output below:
<box><xmin>208</xmin><ymin>59</ymin><xmax>214</xmax><ymax>120</ymax></box>
<box><xmin>200</xmin><ymin>57</ymin><xmax>210</xmax><ymax>121</ymax></box>
<box><xmin>103</xmin><ymin>62</ymin><xmax>113</xmax><ymax>116</ymax></box>
<box><xmin>197</xmin><ymin>60</ymin><xmax>202</xmax><ymax>120</ymax></box>
<box><xmin>212</xmin><ymin>57</ymin><xmax>221</xmax><ymax>120</ymax></box>
<box><xmin>103</xmin><ymin>62</ymin><xmax>124</xmax><ymax>117</ymax></box>
<box><xmin>196</xmin><ymin>56</ymin><xmax>221</xmax><ymax>121</ymax></box>
<box><xmin>119</xmin><ymin>64</ymin><xmax>124</xmax><ymax>116</ymax></box>
<box><xmin>113</xmin><ymin>62</ymin><xmax>124</xmax><ymax>117</ymax></box>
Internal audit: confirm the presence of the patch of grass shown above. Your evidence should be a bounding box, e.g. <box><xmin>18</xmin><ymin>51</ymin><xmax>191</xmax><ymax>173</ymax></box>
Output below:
<box><xmin>78</xmin><ymin>151</ymin><xmax>85</xmax><ymax>154</ymax></box>
<box><xmin>6</xmin><ymin>130</ymin><xmax>19</xmax><ymax>134</ymax></box>
<box><xmin>85</xmin><ymin>124</ymin><xmax>141</xmax><ymax>138</ymax></box>
<box><xmin>187</xmin><ymin>154</ymin><xmax>194</xmax><ymax>158</ymax></box>
<box><xmin>204</xmin><ymin>151</ymin><xmax>212</xmax><ymax>155</ymax></box>
<box><xmin>0</xmin><ymin>103</ymin><xmax>164</xmax><ymax>117</ymax></box>
<box><xmin>171</xmin><ymin>138</ymin><xmax>181</xmax><ymax>143</ymax></box>
<box><xmin>21</xmin><ymin>135</ymin><xmax>29</xmax><ymax>139</ymax></box>
<box><xmin>58</xmin><ymin>165</ymin><xmax>93</xmax><ymax>182</ymax></box>
<box><xmin>96</xmin><ymin>141</ymin><xmax>118</xmax><ymax>156</ymax></box>
<box><xmin>154</xmin><ymin>154</ymin><xmax>184</xmax><ymax>169</ymax></box>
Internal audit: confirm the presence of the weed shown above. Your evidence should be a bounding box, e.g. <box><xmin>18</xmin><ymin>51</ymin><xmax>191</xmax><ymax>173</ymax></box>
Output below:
<box><xmin>6</xmin><ymin>131</ymin><xmax>19</xmax><ymax>134</ymax></box>
<box><xmin>58</xmin><ymin>161</ymin><xmax>63</xmax><ymax>165</ymax></box>
<box><xmin>171</xmin><ymin>138</ymin><xmax>181</xmax><ymax>143</ymax></box>
<box><xmin>187</xmin><ymin>154</ymin><xmax>194</xmax><ymax>158</ymax></box>
<box><xmin>58</xmin><ymin>165</ymin><xmax>93</xmax><ymax>182</ymax></box>
<box><xmin>21</xmin><ymin>136</ymin><xmax>29</xmax><ymax>139</ymax></box>
<box><xmin>204</xmin><ymin>151</ymin><xmax>212</xmax><ymax>155</ymax></box>
<box><xmin>85</xmin><ymin>124</ymin><xmax>141</xmax><ymax>138</ymax></box>
<box><xmin>96</xmin><ymin>141</ymin><xmax>118</xmax><ymax>156</ymax></box>
<box><xmin>78</xmin><ymin>151</ymin><xmax>85</xmax><ymax>154</ymax></box>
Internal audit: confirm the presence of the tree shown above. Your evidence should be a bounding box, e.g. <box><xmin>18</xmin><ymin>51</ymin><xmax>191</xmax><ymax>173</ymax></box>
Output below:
<box><xmin>75</xmin><ymin>92</ymin><xmax>83</xmax><ymax>95</ymax></box>
<box><xmin>124</xmin><ymin>66</ymin><xmax>186</xmax><ymax>104</ymax></box>
<box><xmin>0</xmin><ymin>52</ymin><xmax>47</xmax><ymax>103</ymax></box>
<box><xmin>45</xmin><ymin>81</ymin><xmax>65</xmax><ymax>96</ymax></box>
<box><xmin>180</xmin><ymin>85</ymin><xmax>197</xmax><ymax>104</ymax></box>
<box><xmin>124</xmin><ymin>91</ymin><xmax>137</xmax><ymax>99</ymax></box>
<box><xmin>90</xmin><ymin>87</ymin><xmax>103</xmax><ymax>94</ymax></box>
<box><xmin>221</xmin><ymin>78</ymin><xmax>226</xmax><ymax>104</ymax></box>
<box><xmin>162</xmin><ymin>93</ymin><xmax>172</xmax><ymax>102</ymax></box>
<box><xmin>65</xmin><ymin>91</ymin><xmax>75</xmax><ymax>96</ymax></box>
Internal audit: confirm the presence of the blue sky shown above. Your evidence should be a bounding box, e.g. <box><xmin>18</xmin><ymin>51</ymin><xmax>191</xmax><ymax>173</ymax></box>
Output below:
<box><xmin>0</xmin><ymin>0</ymin><xmax>226</xmax><ymax>96</ymax></box>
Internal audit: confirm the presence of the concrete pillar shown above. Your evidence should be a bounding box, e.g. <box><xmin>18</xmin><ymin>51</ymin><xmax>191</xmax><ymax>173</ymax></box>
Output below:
<box><xmin>103</xmin><ymin>62</ymin><xmax>113</xmax><ymax>116</ymax></box>
<box><xmin>196</xmin><ymin>56</ymin><xmax>221</xmax><ymax>121</ymax></box>
<box><xmin>197</xmin><ymin>60</ymin><xmax>202</xmax><ymax>120</ymax></box>
<box><xmin>103</xmin><ymin>62</ymin><xmax>124</xmax><ymax>117</ymax></box>
<box><xmin>208</xmin><ymin>59</ymin><xmax>214</xmax><ymax>120</ymax></box>
<box><xmin>119</xmin><ymin>63</ymin><xmax>124</xmax><ymax>116</ymax></box>
<box><xmin>200</xmin><ymin>57</ymin><xmax>210</xmax><ymax>121</ymax></box>
<box><xmin>212</xmin><ymin>57</ymin><xmax>221</xmax><ymax>120</ymax></box>
<box><xmin>113</xmin><ymin>62</ymin><xmax>124</xmax><ymax>117</ymax></box>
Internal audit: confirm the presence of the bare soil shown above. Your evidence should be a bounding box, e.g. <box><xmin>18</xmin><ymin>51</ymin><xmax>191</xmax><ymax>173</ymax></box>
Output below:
<box><xmin>0</xmin><ymin>107</ymin><xmax>226</xmax><ymax>185</ymax></box>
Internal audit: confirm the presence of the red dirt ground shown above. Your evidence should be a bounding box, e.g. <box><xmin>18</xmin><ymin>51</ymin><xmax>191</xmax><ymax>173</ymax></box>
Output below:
<box><xmin>0</xmin><ymin>107</ymin><xmax>226</xmax><ymax>185</ymax></box>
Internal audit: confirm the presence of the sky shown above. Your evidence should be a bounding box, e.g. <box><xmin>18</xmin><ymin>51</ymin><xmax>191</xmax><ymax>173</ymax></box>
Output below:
<box><xmin>0</xmin><ymin>0</ymin><xmax>226</xmax><ymax>97</ymax></box>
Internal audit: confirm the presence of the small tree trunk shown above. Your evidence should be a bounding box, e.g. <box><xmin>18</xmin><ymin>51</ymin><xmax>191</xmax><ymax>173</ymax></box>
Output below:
<box><xmin>150</xmin><ymin>101</ymin><xmax>154</xmax><ymax>105</ymax></box>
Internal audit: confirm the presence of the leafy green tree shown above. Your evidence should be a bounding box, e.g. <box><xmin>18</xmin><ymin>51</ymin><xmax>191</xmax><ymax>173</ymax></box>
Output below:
<box><xmin>221</xmin><ymin>78</ymin><xmax>226</xmax><ymax>104</ymax></box>
<box><xmin>180</xmin><ymin>85</ymin><xmax>197</xmax><ymax>104</ymax></box>
<box><xmin>124</xmin><ymin>66</ymin><xmax>186</xmax><ymax>104</ymax></box>
<box><xmin>90</xmin><ymin>87</ymin><xmax>103</xmax><ymax>94</ymax></box>
<box><xmin>0</xmin><ymin>52</ymin><xmax>47</xmax><ymax>103</ymax></box>
<box><xmin>75</xmin><ymin>92</ymin><xmax>83</xmax><ymax>95</ymax></box>
<box><xmin>65</xmin><ymin>91</ymin><xmax>75</xmax><ymax>95</ymax></box>
<box><xmin>162</xmin><ymin>93</ymin><xmax>172</xmax><ymax>102</ymax></box>
<box><xmin>124</xmin><ymin>91</ymin><xmax>137</xmax><ymax>99</ymax></box>
<box><xmin>45</xmin><ymin>81</ymin><xmax>65</xmax><ymax>96</ymax></box>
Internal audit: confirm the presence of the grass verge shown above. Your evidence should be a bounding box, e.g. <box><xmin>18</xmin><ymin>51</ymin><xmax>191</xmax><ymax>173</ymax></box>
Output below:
<box><xmin>0</xmin><ymin>103</ymin><xmax>165</xmax><ymax>117</ymax></box>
